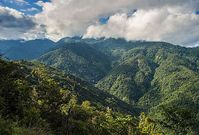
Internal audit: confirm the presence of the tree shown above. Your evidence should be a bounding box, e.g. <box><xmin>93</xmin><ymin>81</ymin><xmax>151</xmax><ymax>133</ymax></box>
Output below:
<box><xmin>159</xmin><ymin>106</ymin><xmax>198</xmax><ymax>135</ymax></box>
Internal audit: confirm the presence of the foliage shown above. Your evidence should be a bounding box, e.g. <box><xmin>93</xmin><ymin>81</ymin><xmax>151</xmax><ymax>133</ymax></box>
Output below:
<box><xmin>0</xmin><ymin>59</ymin><xmax>144</xmax><ymax>135</ymax></box>
<box><xmin>1</xmin><ymin>38</ymin><xmax>199</xmax><ymax>134</ymax></box>
<box><xmin>37</xmin><ymin>43</ymin><xmax>111</xmax><ymax>83</ymax></box>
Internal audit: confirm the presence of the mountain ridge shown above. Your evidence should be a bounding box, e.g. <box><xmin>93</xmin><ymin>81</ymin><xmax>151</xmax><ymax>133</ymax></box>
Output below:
<box><xmin>36</xmin><ymin>38</ymin><xmax>199</xmax><ymax>126</ymax></box>
<box><xmin>0</xmin><ymin>39</ymin><xmax>55</xmax><ymax>60</ymax></box>
<box><xmin>0</xmin><ymin>37</ymin><xmax>199</xmax><ymax>134</ymax></box>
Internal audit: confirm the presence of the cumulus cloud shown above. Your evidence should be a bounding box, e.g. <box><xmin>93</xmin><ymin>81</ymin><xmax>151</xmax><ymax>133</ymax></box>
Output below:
<box><xmin>0</xmin><ymin>0</ymin><xmax>199</xmax><ymax>46</ymax></box>
<box><xmin>83</xmin><ymin>7</ymin><xmax>199</xmax><ymax>45</ymax></box>
<box><xmin>34</xmin><ymin>0</ymin><xmax>199</xmax><ymax>46</ymax></box>
<box><xmin>132</xmin><ymin>0</ymin><xmax>199</xmax><ymax>12</ymax></box>
<box><xmin>0</xmin><ymin>6</ymin><xmax>37</xmax><ymax>39</ymax></box>
<box><xmin>35</xmin><ymin>0</ymin><xmax>137</xmax><ymax>41</ymax></box>
<box><xmin>35</xmin><ymin>1</ymin><xmax>46</xmax><ymax>7</ymax></box>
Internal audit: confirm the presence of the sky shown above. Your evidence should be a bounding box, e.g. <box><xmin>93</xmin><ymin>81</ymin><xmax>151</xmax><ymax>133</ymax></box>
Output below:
<box><xmin>0</xmin><ymin>0</ymin><xmax>199</xmax><ymax>47</ymax></box>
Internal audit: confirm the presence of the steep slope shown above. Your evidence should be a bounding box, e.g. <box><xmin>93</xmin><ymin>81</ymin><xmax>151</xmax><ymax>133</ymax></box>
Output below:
<box><xmin>95</xmin><ymin>42</ymin><xmax>199</xmax><ymax>127</ymax></box>
<box><xmin>1</xmin><ymin>59</ymin><xmax>136</xmax><ymax>113</ymax></box>
<box><xmin>0</xmin><ymin>58</ymin><xmax>144</xmax><ymax>135</ymax></box>
<box><xmin>96</xmin><ymin>42</ymin><xmax>199</xmax><ymax>104</ymax></box>
<box><xmin>93</xmin><ymin>42</ymin><xmax>199</xmax><ymax>134</ymax></box>
<box><xmin>37</xmin><ymin>38</ymin><xmax>148</xmax><ymax>83</ymax></box>
<box><xmin>0</xmin><ymin>39</ymin><xmax>55</xmax><ymax>60</ymax></box>
<box><xmin>1</xmin><ymin>38</ymin><xmax>199</xmax><ymax>134</ymax></box>
<box><xmin>96</xmin><ymin>54</ymin><xmax>157</xmax><ymax>104</ymax></box>
<box><xmin>138</xmin><ymin>47</ymin><xmax>199</xmax><ymax>109</ymax></box>
<box><xmin>4</xmin><ymin>58</ymin><xmax>190</xmax><ymax>135</ymax></box>
<box><xmin>36</xmin><ymin>38</ymin><xmax>199</xmax><ymax>134</ymax></box>
<box><xmin>38</xmin><ymin>42</ymin><xmax>111</xmax><ymax>83</ymax></box>
<box><xmin>36</xmin><ymin>38</ymin><xmax>199</xmax><ymax>113</ymax></box>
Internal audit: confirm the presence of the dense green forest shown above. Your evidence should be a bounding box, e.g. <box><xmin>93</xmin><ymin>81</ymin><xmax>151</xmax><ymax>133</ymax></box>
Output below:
<box><xmin>0</xmin><ymin>58</ymin><xmax>157</xmax><ymax>135</ymax></box>
<box><xmin>38</xmin><ymin>43</ymin><xmax>111</xmax><ymax>83</ymax></box>
<box><xmin>0</xmin><ymin>38</ymin><xmax>199</xmax><ymax>134</ymax></box>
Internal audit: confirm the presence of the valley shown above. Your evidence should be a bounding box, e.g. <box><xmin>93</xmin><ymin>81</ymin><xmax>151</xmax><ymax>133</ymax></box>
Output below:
<box><xmin>0</xmin><ymin>37</ymin><xmax>199</xmax><ymax>135</ymax></box>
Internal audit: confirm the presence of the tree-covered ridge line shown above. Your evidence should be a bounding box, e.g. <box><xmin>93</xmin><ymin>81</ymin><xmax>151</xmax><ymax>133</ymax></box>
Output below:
<box><xmin>37</xmin><ymin>42</ymin><xmax>111</xmax><ymax>84</ymax></box>
<box><xmin>1</xmin><ymin>58</ymin><xmax>198</xmax><ymax>135</ymax></box>
<box><xmin>0</xmin><ymin>38</ymin><xmax>199</xmax><ymax>134</ymax></box>
<box><xmin>0</xmin><ymin>39</ymin><xmax>55</xmax><ymax>60</ymax></box>
<box><xmin>93</xmin><ymin>41</ymin><xmax>199</xmax><ymax>134</ymax></box>
<box><xmin>36</xmin><ymin>38</ymin><xmax>199</xmax><ymax>109</ymax></box>
<box><xmin>35</xmin><ymin>38</ymin><xmax>199</xmax><ymax>134</ymax></box>
<box><xmin>0</xmin><ymin>59</ymin><xmax>137</xmax><ymax>134</ymax></box>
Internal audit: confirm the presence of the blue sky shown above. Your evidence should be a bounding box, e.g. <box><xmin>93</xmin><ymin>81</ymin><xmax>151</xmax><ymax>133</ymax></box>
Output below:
<box><xmin>99</xmin><ymin>16</ymin><xmax>110</xmax><ymax>24</ymax></box>
<box><xmin>0</xmin><ymin>0</ymin><xmax>110</xmax><ymax>24</ymax></box>
<box><xmin>0</xmin><ymin>0</ymin><xmax>50</xmax><ymax>15</ymax></box>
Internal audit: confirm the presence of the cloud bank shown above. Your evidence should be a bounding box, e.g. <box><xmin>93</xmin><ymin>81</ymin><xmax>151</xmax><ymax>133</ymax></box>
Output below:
<box><xmin>84</xmin><ymin>7</ymin><xmax>199</xmax><ymax>45</ymax></box>
<box><xmin>35</xmin><ymin>0</ymin><xmax>137</xmax><ymax>41</ymax></box>
<box><xmin>34</xmin><ymin>0</ymin><xmax>199</xmax><ymax>46</ymax></box>
<box><xmin>1</xmin><ymin>0</ymin><xmax>199</xmax><ymax>46</ymax></box>
<box><xmin>0</xmin><ymin>6</ymin><xmax>36</xmax><ymax>39</ymax></box>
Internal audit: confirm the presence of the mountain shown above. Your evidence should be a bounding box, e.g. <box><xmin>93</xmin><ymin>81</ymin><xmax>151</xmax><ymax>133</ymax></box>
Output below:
<box><xmin>1</xmin><ymin>59</ymin><xmax>136</xmax><ymax>113</ymax></box>
<box><xmin>0</xmin><ymin>58</ymin><xmax>145</xmax><ymax>135</ymax></box>
<box><xmin>37</xmin><ymin>37</ymin><xmax>140</xmax><ymax>83</ymax></box>
<box><xmin>0</xmin><ymin>39</ymin><xmax>55</xmax><ymax>60</ymax></box>
<box><xmin>1</xmin><ymin>37</ymin><xmax>199</xmax><ymax>134</ymax></box>
<box><xmin>1</xmin><ymin>57</ymin><xmax>197</xmax><ymax>135</ymax></box>
<box><xmin>95</xmin><ymin>42</ymin><xmax>199</xmax><ymax>109</ymax></box>
<box><xmin>94</xmin><ymin>42</ymin><xmax>186</xmax><ymax>102</ymax></box>
<box><xmin>36</xmin><ymin>38</ymin><xmax>199</xmax><ymax>134</ymax></box>
<box><xmin>38</xmin><ymin>42</ymin><xmax>111</xmax><ymax>83</ymax></box>
<box><xmin>37</xmin><ymin>38</ymin><xmax>199</xmax><ymax>106</ymax></box>
<box><xmin>0</xmin><ymin>40</ymin><xmax>21</xmax><ymax>53</ymax></box>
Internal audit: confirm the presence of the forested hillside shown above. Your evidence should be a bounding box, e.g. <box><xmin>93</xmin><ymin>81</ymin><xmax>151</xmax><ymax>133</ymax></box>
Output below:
<box><xmin>0</xmin><ymin>59</ymin><xmax>138</xmax><ymax>134</ymax></box>
<box><xmin>94</xmin><ymin>41</ymin><xmax>199</xmax><ymax>134</ymax></box>
<box><xmin>38</xmin><ymin>42</ymin><xmax>111</xmax><ymax>83</ymax></box>
<box><xmin>1</xmin><ymin>58</ymin><xmax>182</xmax><ymax>135</ymax></box>
<box><xmin>0</xmin><ymin>38</ymin><xmax>199</xmax><ymax>134</ymax></box>
<box><xmin>36</xmin><ymin>38</ymin><xmax>199</xmax><ymax>134</ymax></box>
<box><xmin>1</xmin><ymin>0</ymin><xmax>199</xmax><ymax>133</ymax></box>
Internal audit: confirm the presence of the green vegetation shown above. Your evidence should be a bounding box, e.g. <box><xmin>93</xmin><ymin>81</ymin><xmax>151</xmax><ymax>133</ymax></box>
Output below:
<box><xmin>0</xmin><ymin>59</ymin><xmax>141</xmax><ymax>135</ymax></box>
<box><xmin>38</xmin><ymin>43</ymin><xmax>111</xmax><ymax>83</ymax></box>
<box><xmin>94</xmin><ymin>41</ymin><xmax>199</xmax><ymax>134</ymax></box>
<box><xmin>36</xmin><ymin>38</ymin><xmax>199</xmax><ymax>134</ymax></box>
<box><xmin>1</xmin><ymin>38</ymin><xmax>199</xmax><ymax>134</ymax></box>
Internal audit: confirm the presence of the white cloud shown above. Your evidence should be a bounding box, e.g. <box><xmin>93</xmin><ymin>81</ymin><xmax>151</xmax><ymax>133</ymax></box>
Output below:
<box><xmin>15</xmin><ymin>0</ymin><xmax>30</xmax><ymax>5</ymax></box>
<box><xmin>0</xmin><ymin>6</ymin><xmax>37</xmax><ymax>40</ymax></box>
<box><xmin>35</xmin><ymin>1</ymin><xmax>45</xmax><ymax>7</ymax></box>
<box><xmin>34</xmin><ymin>0</ymin><xmax>199</xmax><ymax>46</ymax></box>
<box><xmin>83</xmin><ymin>7</ymin><xmax>199</xmax><ymax>46</ymax></box>
<box><xmin>0</xmin><ymin>6</ymin><xmax>23</xmax><ymax>18</ymax></box>
<box><xmin>21</xmin><ymin>7</ymin><xmax>39</xmax><ymax>12</ymax></box>
<box><xmin>35</xmin><ymin>0</ymin><xmax>138</xmax><ymax>41</ymax></box>
<box><xmin>0</xmin><ymin>0</ymin><xmax>199</xmax><ymax>46</ymax></box>
<box><xmin>16</xmin><ymin>0</ymin><xmax>26</xmax><ymax>2</ymax></box>
<box><xmin>23</xmin><ymin>24</ymin><xmax>47</xmax><ymax>40</ymax></box>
